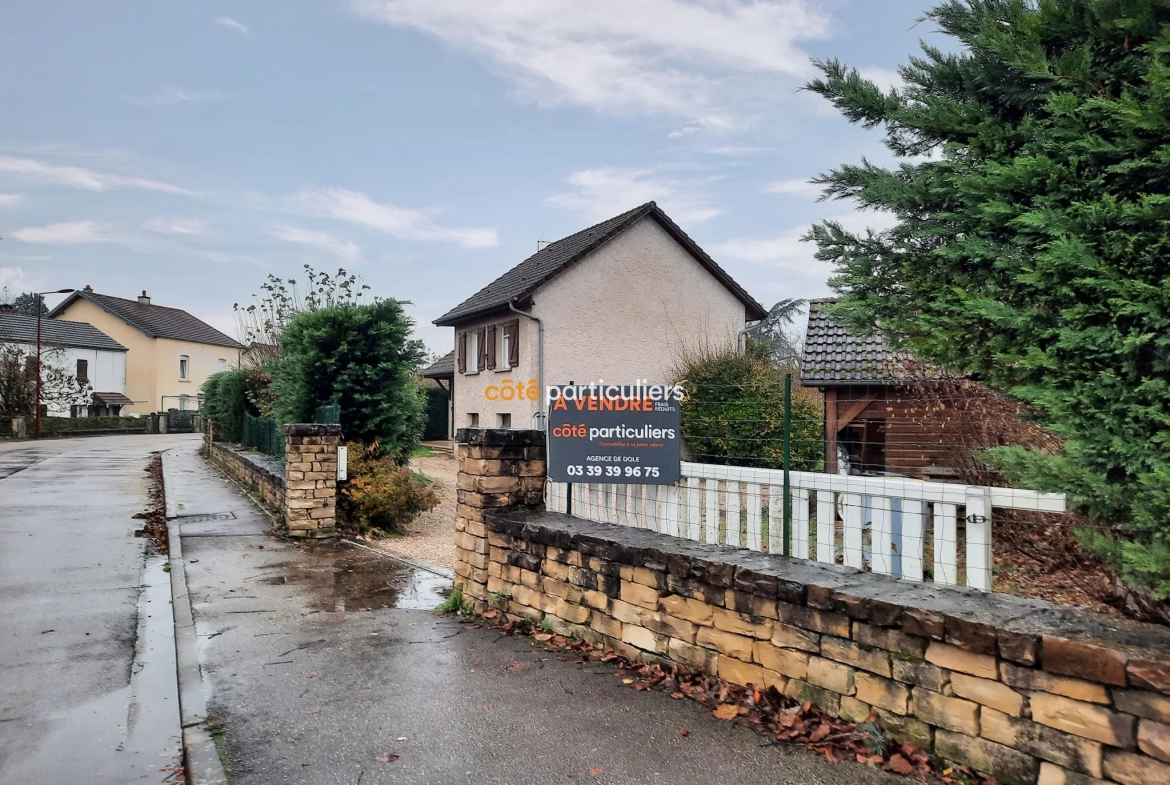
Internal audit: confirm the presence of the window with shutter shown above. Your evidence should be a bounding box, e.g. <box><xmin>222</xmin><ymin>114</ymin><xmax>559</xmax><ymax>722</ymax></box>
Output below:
<box><xmin>506</xmin><ymin>320</ymin><xmax>520</xmax><ymax>367</ymax></box>
<box><xmin>76</xmin><ymin>359</ymin><xmax>89</xmax><ymax>383</ymax></box>
<box><xmin>476</xmin><ymin>327</ymin><xmax>488</xmax><ymax>371</ymax></box>
<box><xmin>457</xmin><ymin>332</ymin><xmax>467</xmax><ymax>373</ymax></box>
<box><xmin>485</xmin><ymin>325</ymin><xmax>497</xmax><ymax>370</ymax></box>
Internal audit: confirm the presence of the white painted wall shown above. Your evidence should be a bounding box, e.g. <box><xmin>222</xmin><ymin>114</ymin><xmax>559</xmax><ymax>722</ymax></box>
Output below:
<box><xmin>449</xmin><ymin>215</ymin><xmax>748</xmax><ymax>428</ymax></box>
<box><xmin>6</xmin><ymin>341</ymin><xmax>128</xmax><ymax>416</ymax></box>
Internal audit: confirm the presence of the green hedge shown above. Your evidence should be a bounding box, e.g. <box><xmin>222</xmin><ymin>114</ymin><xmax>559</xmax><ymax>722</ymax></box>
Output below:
<box><xmin>40</xmin><ymin>416</ymin><xmax>147</xmax><ymax>433</ymax></box>
<box><xmin>422</xmin><ymin>385</ymin><xmax>449</xmax><ymax>441</ymax></box>
<box><xmin>201</xmin><ymin>370</ymin><xmax>255</xmax><ymax>442</ymax></box>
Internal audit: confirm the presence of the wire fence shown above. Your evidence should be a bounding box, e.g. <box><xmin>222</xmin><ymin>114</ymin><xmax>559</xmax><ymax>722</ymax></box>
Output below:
<box><xmin>313</xmin><ymin>402</ymin><xmax>341</xmax><ymax>424</ymax></box>
<box><xmin>241</xmin><ymin>411</ymin><xmax>284</xmax><ymax>460</ymax></box>
<box><xmin>546</xmin><ymin>376</ymin><xmax>1110</xmax><ymax>602</ymax></box>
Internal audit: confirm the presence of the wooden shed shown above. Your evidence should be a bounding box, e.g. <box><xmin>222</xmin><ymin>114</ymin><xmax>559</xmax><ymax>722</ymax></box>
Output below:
<box><xmin>801</xmin><ymin>299</ymin><xmax>960</xmax><ymax>481</ymax></box>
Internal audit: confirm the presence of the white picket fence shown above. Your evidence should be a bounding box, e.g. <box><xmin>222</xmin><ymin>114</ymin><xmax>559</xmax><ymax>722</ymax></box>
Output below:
<box><xmin>547</xmin><ymin>462</ymin><xmax>1066</xmax><ymax>591</ymax></box>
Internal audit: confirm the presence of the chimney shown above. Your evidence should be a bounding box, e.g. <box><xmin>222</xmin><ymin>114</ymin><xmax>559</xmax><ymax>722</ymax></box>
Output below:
<box><xmin>0</xmin><ymin>303</ymin><xmax>15</xmax><ymax>314</ymax></box>
<box><xmin>138</xmin><ymin>290</ymin><xmax>151</xmax><ymax>305</ymax></box>
<box><xmin>83</xmin><ymin>285</ymin><xmax>93</xmax><ymax>293</ymax></box>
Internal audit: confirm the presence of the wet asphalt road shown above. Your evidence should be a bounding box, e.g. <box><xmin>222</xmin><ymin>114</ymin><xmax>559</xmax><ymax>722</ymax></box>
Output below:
<box><xmin>0</xmin><ymin>434</ymin><xmax>196</xmax><ymax>785</ymax></box>
<box><xmin>172</xmin><ymin>442</ymin><xmax>902</xmax><ymax>785</ymax></box>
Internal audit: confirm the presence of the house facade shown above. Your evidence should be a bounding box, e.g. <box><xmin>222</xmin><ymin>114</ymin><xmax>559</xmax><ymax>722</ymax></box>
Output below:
<box><xmin>0</xmin><ymin>312</ymin><xmax>130</xmax><ymax>416</ymax></box>
<box><xmin>48</xmin><ymin>287</ymin><xmax>243</xmax><ymax>415</ymax></box>
<box><xmin>432</xmin><ymin>202</ymin><xmax>767</xmax><ymax>432</ymax></box>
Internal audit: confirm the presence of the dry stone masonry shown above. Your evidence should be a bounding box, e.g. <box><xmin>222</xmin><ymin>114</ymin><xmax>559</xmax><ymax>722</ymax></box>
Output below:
<box><xmin>452</xmin><ymin>428</ymin><xmax>1170</xmax><ymax>785</ymax></box>
<box><xmin>205</xmin><ymin>422</ymin><xmax>340</xmax><ymax>538</ymax></box>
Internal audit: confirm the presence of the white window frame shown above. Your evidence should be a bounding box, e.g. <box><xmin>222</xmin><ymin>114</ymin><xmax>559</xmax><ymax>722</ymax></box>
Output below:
<box><xmin>179</xmin><ymin>355</ymin><xmax>190</xmax><ymax>381</ymax></box>
<box><xmin>468</xmin><ymin>331</ymin><xmax>479</xmax><ymax>373</ymax></box>
<box><xmin>501</xmin><ymin>329</ymin><xmax>512</xmax><ymax>370</ymax></box>
<box><xmin>217</xmin><ymin>358</ymin><xmax>227</xmax><ymax>373</ymax></box>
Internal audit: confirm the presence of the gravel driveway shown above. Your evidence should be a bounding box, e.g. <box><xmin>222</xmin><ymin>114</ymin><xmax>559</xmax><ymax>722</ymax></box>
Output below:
<box><xmin>366</xmin><ymin>451</ymin><xmax>458</xmax><ymax>569</ymax></box>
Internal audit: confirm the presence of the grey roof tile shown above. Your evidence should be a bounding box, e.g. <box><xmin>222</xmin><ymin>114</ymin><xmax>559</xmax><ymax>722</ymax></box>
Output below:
<box><xmin>0</xmin><ymin>312</ymin><xmax>127</xmax><ymax>352</ymax></box>
<box><xmin>421</xmin><ymin>350</ymin><xmax>455</xmax><ymax>378</ymax></box>
<box><xmin>48</xmin><ymin>291</ymin><xmax>243</xmax><ymax>349</ymax></box>
<box><xmin>800</xmin><ymin>298</ymin><xmax>911</xmax><ymax>385</ymax></box>
<box><xmin>434</xmin><ymin>202</ymin><xmax>767</xmax><ymax>325</ymax></box>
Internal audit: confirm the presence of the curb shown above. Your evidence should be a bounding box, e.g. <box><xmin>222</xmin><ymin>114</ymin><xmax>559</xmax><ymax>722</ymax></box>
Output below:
<box><xmin>162</xmin><ymin>448</ymin><xmax>230</xmax><ymax>785</ymax></box>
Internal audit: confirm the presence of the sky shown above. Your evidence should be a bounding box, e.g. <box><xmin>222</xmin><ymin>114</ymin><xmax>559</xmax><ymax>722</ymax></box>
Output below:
<box><xmin>0</xmin><ymin>0</ymin><xmax>942</xmax><ymax>355</ymax></box>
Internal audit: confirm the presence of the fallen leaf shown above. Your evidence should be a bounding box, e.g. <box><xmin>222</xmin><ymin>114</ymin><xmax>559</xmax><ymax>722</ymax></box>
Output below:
<box><xmin>622</xmin><ymin>678</ymin><xmax>634</xmax><ymax>684</ymax></box>
<box><xmin>677</xmin><ymin>729</ymin><xmax>689</xmax><ymax>737</ymax></box>
<box><xmin>237</xmin><ymin>703</ymin><xmax>246</xmax><ymax>708</ymax></box>
<box><xmin>507</xmin><ymin>663</ymin><xmax>524</xmax><ymax>670</ymax></box>
<box><xmin>482</xmin><ymin>609</ymin><xmax>498</xmax><ymax>619</ymax></box>
<box><xmin>377</xmin><ymin>754</ymin><xmax>400</xmax><ymax>763</ymax></box>
<box><xmin>713</xmin><ymin>704</ymin><xmax>739</xmax><ymax>721</ymax></box>
<box><xmin>589</xmin><ymin>768</ymin><xmax>602</xmax><ymax>775</ymax></box>
<box><xmin>534</xmin><ymin>633</ymin><xmax>553</xmax><ymax>642</ymax></box>
<box><xmin>397</xmin><ymin>736</ymin><xmax>407</xmax><ymax>741</ymax></box>
<box><xmin>309</xmin><ymin>708</ymin><xmax>320</xmax><ymax>714</ymax></box>
<box><xmin>360</xmin><ymin>687</ymin><xmax>371</xmax><ymax>692</ymax></box>
<box><xmin>808</xmin><ymin>724</ymin><xmax>831</xmax><ymax>743</ymax></box>
<box><xmin>671</xmin><ymin>692</ymin><xmax>685</xmax><ymax>699</ymax></box>
<box><xmin>305</xmin><ymin>672</ymin><xmax>318</xmax><ymax>678</ymax></box>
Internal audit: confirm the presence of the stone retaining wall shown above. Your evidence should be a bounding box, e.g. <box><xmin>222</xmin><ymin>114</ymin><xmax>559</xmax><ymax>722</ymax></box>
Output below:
<box><xmin>207</xmin><ymin>440</ymin><xmax>285</xmax><ymax>511</ymax></box>
<box><xmin>453</xmin><ymin>429</ymin><xmax>1170</xmax><ymax>785</ymax></box>
<box><xmin>205</xmin><ymin>422</ymin><xmax>340</xmax><ymax>538</ymax></box>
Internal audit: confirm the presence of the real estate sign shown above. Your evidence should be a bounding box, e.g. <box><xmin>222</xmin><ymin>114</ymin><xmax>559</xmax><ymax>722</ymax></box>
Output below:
<box><xmin>546</xmin><ymin>383</ymin><xmax>682</xmax><ymax>485</ymax></box>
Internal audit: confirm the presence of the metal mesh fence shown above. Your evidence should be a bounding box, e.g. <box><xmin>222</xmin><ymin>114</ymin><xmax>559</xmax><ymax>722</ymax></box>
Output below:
<box><xmin>313</xmin><ymin>403</ymin><xmax>341</xmax><ymax>424</ymax></box>
<box><xmin>241</xmin><ymin>411</ymin><xmax>284</xmax><ymax>460</ymax></box>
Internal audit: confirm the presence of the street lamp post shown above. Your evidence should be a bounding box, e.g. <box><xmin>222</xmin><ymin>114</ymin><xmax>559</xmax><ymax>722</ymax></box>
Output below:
<box><xmin>34</xmin><ymin>289</ymin><xmax>75</xmax><ymax>440</ymax></box>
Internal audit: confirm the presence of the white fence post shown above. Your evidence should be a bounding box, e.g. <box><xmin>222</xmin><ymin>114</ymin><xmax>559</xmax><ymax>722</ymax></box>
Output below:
<box><xmin>965</xmin><ymin>488</ymin><xmax>993</xmax><ymax>591</ymax></box>
<box><xmin>870</xmin><ymin>496</ymin><xmax>894</xmax><ymax>575</ymax></box>
<box><xmin>901</xmin><ymin>500</ymin><xmax>925</xmax><ymax>582</ymax></box>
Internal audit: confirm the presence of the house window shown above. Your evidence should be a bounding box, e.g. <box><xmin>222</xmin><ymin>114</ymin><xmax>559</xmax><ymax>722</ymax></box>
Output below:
<box><xmin>468</xmin><ymin>412</ymin><xmax>480</xmax><ymax>427</ymax></box>
<box><xmin>179</xmin><ymin>395</ymin><xmax>190</xmax><ymax>411</ymax></box>
<box><xmin>217</xmin><ymin>358</ymin><xmax>227</xmax><ymax>372</ymax></box>
<box><xmin>179</xmin><ymin>355</ymin><xmax>189</xmax><ymax>380</ymax></box>
<box><xmin>76</xmin><ymin>359</ymin><xmax>89</xmax><ymax>384</ymax></box>
<box><xmin>497</xmin><ymin>413</ymin><xmax>511</xmax><ymax>428</ymax></box>
<box><xmin>501</xmin><ymin>329</ymin><xmax>512</xmax><ymax>370</ymax></box>
<box><xmin>468</xmin><ymin>331</ymin><xmax>479</xmax><ymax>373</ymax></box>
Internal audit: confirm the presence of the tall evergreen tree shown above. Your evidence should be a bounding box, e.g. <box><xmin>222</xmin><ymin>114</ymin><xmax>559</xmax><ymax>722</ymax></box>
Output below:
<box><xmin>807</xmin><ymin>0</ymin><xmax>1170</xmax><ymax>598</ymax></box>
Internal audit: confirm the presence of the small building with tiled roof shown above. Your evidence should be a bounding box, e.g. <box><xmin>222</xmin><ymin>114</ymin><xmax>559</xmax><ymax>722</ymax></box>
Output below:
<box><xmin>801</xmin><ymin>298</ymin><xmax>957</xmax><ymax>480</ymax></box>
<box><xmin>48</xmin><ymin>287</ymin><xmax>243</xmax><ymax>415</ymax></box>
<box><xmin>0</xmin><ymin>311</ymin><xmax>130</xmax><ymax>416</ymax></box>
<box><xmin>433</xmin><ymin>202</ymin><xmax>767</xmax><ymax>432</ymax></box>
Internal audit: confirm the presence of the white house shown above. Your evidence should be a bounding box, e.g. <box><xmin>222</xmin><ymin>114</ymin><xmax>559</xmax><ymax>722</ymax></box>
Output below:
<box><xmin>427</xmin><ymin>202</ymin><xmax>768</xmax><ymax>434</ymax></box>
<box><xmin>0</xmin><ymin>312</ymin><xmax>130</xmax><ymax>416</ymax></box>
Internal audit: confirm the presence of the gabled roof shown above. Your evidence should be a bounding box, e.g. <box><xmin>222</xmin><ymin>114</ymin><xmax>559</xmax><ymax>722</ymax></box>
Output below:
<box><xmin>49</xmin><ymin>291</ymin><xmax>243</xmax><ymax>349</ymax></box>
<box><xmin>434</xmin><ymin>202</ymin><xmax>767</xmax><ymax>326</ymax></box>
<box><xmin>801</xmin><ymin>298</ymin><xmax>912</xmax><ymax>385</ymax></box>
<box><xmin>421</xmin><ymin>350</ymin><xmax>455</xmax><ymax>379</ymax></box>
<box><xmin>0</xmin><ymin>312</ymin><xmax>127</xmax><ymax>352</ymax></box>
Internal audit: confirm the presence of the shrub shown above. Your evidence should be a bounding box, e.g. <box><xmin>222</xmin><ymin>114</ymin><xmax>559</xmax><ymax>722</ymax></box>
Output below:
<box><xmin>270</xmin><ymin>300</ymin><xmax>428</xmax><ymax>460</ymax></box>
<box><xmin>422</xmin><ymin>384</ymin><xmax>449</xmax><ymax>441</ymax></box>
<box><xmin>338</xmin><ymin>441</ymin><xmax>439</xmax><ymax>535</ymax></box>
<box><xmin>200</xmin><ymin>370</ymin><xmax>256</xmax><ymax>443</ymax></box>
<box><xmin>672</xmin><ymin>342</ymin><xmax>823</xmax><ymax>471</ymax></box>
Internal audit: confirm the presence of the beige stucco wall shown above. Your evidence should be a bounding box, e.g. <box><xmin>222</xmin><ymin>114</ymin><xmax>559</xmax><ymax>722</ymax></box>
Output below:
<box><xmin>451</xmin><ymin>313</ymin><xmax>541</xmax><ymax>430</ymax></box>
<box><xmin>54</xmin><ymin>299</ymin><xmax>239</xmax><ymax>414</ymax></box>
<box><xmin>449</xmin><ymin>215</ymin><xmax>748</xmax><ymax>428</ymax></box>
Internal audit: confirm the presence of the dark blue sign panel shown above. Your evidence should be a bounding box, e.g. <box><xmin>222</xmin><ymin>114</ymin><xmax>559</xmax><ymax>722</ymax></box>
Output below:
<box><xmin>546</xmin><ymin>383</ymin><xmax>682</xmax><ymax>485</ymax></box>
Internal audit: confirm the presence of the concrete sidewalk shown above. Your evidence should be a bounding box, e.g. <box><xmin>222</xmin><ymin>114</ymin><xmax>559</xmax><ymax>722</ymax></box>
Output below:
<box><xmin>166</xmin><ymin>441</ymin><xmax>900</xmax><ymax>785</ymax></box>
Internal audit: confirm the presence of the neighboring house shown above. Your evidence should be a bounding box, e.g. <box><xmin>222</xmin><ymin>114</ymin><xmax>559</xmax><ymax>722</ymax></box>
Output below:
<box><xmin>421</xmin><ymin>350</ymin><xmax>455</xmax><ymax>439</ymax></box>
<box><xmin>433</xmin><ymin>202</ymin><xmax>768</xmax><ymax>430</ymax></box>
<box><xmin>0</xmin><ymin>312</ymin><xmax>130</xmax><ymax>416</ymax></box>
<box><xmin>48</xmin><ymin>287</ymin><xmax>243</xmax><ymax>415</ymax></box>
<box><xmin>801</xmin><ymin>298</ymin><xmax>957</xmax><ymax>480</ymax></box>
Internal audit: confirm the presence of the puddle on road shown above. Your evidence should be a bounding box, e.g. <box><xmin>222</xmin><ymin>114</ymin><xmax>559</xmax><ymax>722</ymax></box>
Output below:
<box><xmin>262</xmin><ymin>543</ymin><xmax>451</xmax><ymax>613</ymax></box>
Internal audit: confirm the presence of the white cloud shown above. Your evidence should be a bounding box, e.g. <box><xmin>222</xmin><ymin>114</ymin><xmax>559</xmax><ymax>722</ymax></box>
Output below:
<box><xmin>859</xmin><ymin>66</ymin><xmax>904</xmax><ymax>92</ymax></box>
<box><xmin>129</xmin><ymin>88</ymin><xmax>223</xmax><ymax>106</ymax></box>
<box><xmin>713</xmin><ymin>210</ymin><xmax>900</xmax><ymax>271</ymax></box>
<box><xmin>0</xmin><ymin>155</ymin><xmax>193</xmax><ymax>195</ymax></box>
<box><xmin>347</xmin><ymin>0</ymin><xmax>829</xmax><ymax>126</ymax></box>
<box><xmin>143</xmin><ymin>217</ymin><xmax>211</xmax><ymax>236</ymax></box>
<box><xmin>267</xmin><ymin>223</ymin><xmax>365</xmax><ymax>263</ymax></box>
<box><xmin>763</xmin><ymin>178</ymin><xmax>822</xmax><ymax>199</ymax></box>
<box><xmin>547</xmin><ymin>167</ymin><xmax>721</xmax><ymax>224</ymax></box>
<box><xmin>11</xmin><ymin>221</ymin><xmax>136</xmax><ymax>246</ymax></box>
<box><xmin>0</xmin><ymin>266</ymin><xmax>31</xmax><ymax>291</ymax></box>
<box><xmin>215</xmin><ymin>16</ymin><xmax>253</xmax><ymax>36</ymax></box>
<box><xmin>0</xmin><ymin>193</ymin><xmax>22</xmax><ymax>208</ymax></box>
<box><xmin>295</xmin><ymin>187</ymin><xmax>499</xmax><ymax>249</ymax></box>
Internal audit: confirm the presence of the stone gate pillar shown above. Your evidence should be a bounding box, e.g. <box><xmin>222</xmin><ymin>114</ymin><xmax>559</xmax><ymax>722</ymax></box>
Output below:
<box><xmin>453</xmin><ymin>428</ymin><xmax>546</xmax><ymax>610</ymax></box>
<box><xmin>284</xmin><ymin>423</ymin><xmax>341</xmax><ymax>538</ymax></box>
